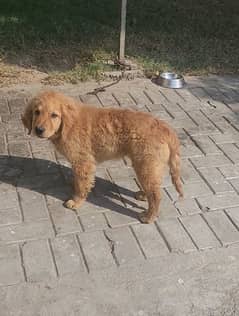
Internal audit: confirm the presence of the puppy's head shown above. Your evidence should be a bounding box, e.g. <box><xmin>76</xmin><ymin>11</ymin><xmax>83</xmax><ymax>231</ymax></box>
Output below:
<box><xmin>22</xmin><ymin>91</ymin><xmax>76</xmax><ymax>139</ymax></box>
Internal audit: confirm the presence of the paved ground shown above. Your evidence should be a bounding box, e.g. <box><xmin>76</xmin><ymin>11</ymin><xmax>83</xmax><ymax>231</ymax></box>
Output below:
<box><xmin>0</xmin><ymin>75</ymin><xmax>239</xmax><ymax>315</ymax></box>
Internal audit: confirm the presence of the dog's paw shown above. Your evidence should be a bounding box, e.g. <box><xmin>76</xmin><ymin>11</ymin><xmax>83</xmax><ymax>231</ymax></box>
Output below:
<box><xmin>64</xmin><ymin>199</ymin><xmax>77</xmax><ymax>210</ymax></box>
<box><xmin>138</xmin><ymin>211</ymin><xmax>156</xmax><ymax>224</ymax></box>
<box><xmin>135</xmin><ymin>191</ymin><xmax>147</xmax><ymax>201</ymax></box>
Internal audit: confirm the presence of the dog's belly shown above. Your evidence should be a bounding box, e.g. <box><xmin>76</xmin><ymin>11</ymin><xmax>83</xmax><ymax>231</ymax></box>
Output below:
<box><xmin>95</xmin><ymin>150</ymin><xmax>123</xmax><ymax>163</ymax></box>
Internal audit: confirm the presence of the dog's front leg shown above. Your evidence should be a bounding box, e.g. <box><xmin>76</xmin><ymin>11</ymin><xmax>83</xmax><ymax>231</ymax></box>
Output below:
<box><xmin>64</xmin><ymin>161</ymin><xmax>96</xmax><ymax>210</ymax></box>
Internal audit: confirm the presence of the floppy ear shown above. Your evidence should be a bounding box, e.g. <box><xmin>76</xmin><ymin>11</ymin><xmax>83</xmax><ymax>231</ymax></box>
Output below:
<box><xmin>21</xmin><ymin>102</ymin><xmax>33</xmax><ymax>135</ymax></box>
<box><xmin>60</xmin><ymin>101</ymin><xmax>78</xmax><ymax>139</ymax></box>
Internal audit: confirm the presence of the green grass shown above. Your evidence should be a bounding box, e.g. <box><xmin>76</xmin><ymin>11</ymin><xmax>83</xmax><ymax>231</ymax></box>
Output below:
<box><xmin>0</xmin><ymin>0</ymin><xmax>238</xmax><ymax>83</ymax></box>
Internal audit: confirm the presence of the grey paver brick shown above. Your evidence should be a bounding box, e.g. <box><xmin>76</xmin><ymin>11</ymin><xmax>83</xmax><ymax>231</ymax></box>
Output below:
<box><xmin>197</xmin><ymin>192</ymin><xmax>239</xmax><ymax>211</ymax></box>
<box><xmin>198</xmin><ymin>167</ymin><xmax>234</xmax><ymax>194</ymax></box>
<box><xmin>210</xmin><ymin>132</ymin><xmax>239</xmax><ymax>144</ymax></box>
<box><xmin>191</xmin><ymin>135</ymin><xmax>221</xmax><ymax>155</ymax></box>
<box><xmin>0</xmin><ymin>97</ymin><xmax>9</xmax><ymax>115</ymax></box>
<box><xmin>97</xmin><ymin>92</ymin><xmax>119</xmax><ymax>107</ymax></box>
<box><xmin>219</xmin><ymin>165</ymin><xmax>239</xmax><ymax>179</ymax></box>
<box><xmin>160</xmin><ymin>191</ymin><xmax>180</xmax><ymax>219</ymax></box>
<box><xmin>0</xmin><ymin>207</ymin><xmax>21</xmax><ymax>226</ymax></box>
<box><xmin>174</xmin><ymin>198</ymin><xmax>201</xmax><ymax>216</ymax></box>
<box><xmin>0</xmin><ymin>244</ymin><xmax>24</xmax><ymax>286</ymax></box>
<box><xmin>181</xmin><ymin>159</ymin><xmax>202</xmax><ymax>184</ymax></box>
<box><xmin>22</xmin><ymin>239</ymin><xmax>57</xmax><ymax>282</ymax></box>
<box><xmin>80</xmin><ymin>94</ymin><xmax>101</xmax><ymax>106</ymax></box>
<box><xmin>132</xmin><ymin>223</ymin><xmax>169</xmax><ymax>258</ymax></box>
<box><xmin>112</xmin><ymin>91</ymin><xmax>135</xmax><ymax>107</ymax></box>
<box><xmin>104</xmin><ymin>227</ymin><xmax>143</xmax><ymax>265</ymax></box>
<box><xmin>79</xmin><ymin>212</ymin><xmax>108</xmax><ymax>232</ymax></box>
<box><xmin>48</xmin><ymin>201</ymin><xmax>82</xmax><ymax>236</ymax></box>
<box><xmin>166</xmin><ymin>181</ymin><xmax>212</xmax><ymax>201</ymax></box>
<box><xmin>0</xmin><ymin>219</ymin><xmax>54</xmax><ymax>244</ymax></box>
<box><xmin>204</xmin><ymin>211</ymin><xmax>239</xmax><ymax>246</ymax></box>
<box><xmin>0</xmin><ymin>190</ymin><xmax>20</xmax><ymax>210</ymax></box>
<box><xmin>181</xmin><ymin>144</ymin><xmax>203</xmax><ymax>159</ymax></box>
<box><xmin>105</xmin><ymin>208</ymin><xmax>140</xmax><ymax>228</ymax></box>
<box><xmin>51</xmin><ymin>235</ymin><xmax>85</xmax><ymax>276</ymax></box>
<box><xmin>33</xmin><ymin>151</ymin><xmax>59</xmax><ymax>175</ymax></box>
<box><xmin>190</xmin><ymin>154</ymin><xmax>232</xmax><ymax>169</ymax></box>
<box><xmin>18</xmin><ymin>188</ymin><xmax>48</xmax><ymax>222</ymax></box>
<box><xmin>219</xmin><ymin>143</ymin><xmax>239</xmax><ymax>164</ymax></box>
<box><xmin>78</xmin><ymin>230</ymin><xmax>115</xmax><ymax>270</ymax></box>
<box><xmin>185</xmin><ymin>125</ymin><xmax>221</xmax><ymax>136</ymax></box>
<box><xmin>8</xmin><ymin>97</ymin><xmax>27</xmax><ymax>114</ymax></box>
<box><xmin>157</xmin><ymin>218</ymin><xmax>196</xmax><ymax>253</ymax></box>
<box><xmin>180</xmin><ymin>214</ymin><xmax>220</xmax><ymax>250</ymax></box>
<box><xmin>187</xmin><ymin>110</ymin><xmax>215</xmax><ymax>128</ymax></box>
<box><xmin>143</xmin><ymin>89</ymin><xmax>166</xmax><ymax>105</ymax></box>
<box><xmin>230</xmin><ymin>178</ymin><xmax>239</xmax><ymax>193</ymax></box>
<box><xmin>225</xmin><ymin>207</ymin><xmax>239</xmax><ymax>230</ymax></box>
<box><xmin>8</xmin><ymin>142</ymin><xmax>31</xmax><ymax>158</ymax></box>
<box><xmin>129</xmin><ymin>89</ymin><xmax>152</xmax><ymax>106</ymax></box>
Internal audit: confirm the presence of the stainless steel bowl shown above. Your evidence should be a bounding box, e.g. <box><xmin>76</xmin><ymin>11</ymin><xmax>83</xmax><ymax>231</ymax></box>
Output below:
<box><xmin>157</xmin><ymin>72</ymin><xmax>185</xmax><ymax>89</ymax></box>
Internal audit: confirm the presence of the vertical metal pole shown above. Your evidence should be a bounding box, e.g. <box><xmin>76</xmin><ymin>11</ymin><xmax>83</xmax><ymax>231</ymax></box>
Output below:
<box><xmin>119</xmin><ymin>0</ymin><xmax>127</xmax><ymax>62</ymax></box>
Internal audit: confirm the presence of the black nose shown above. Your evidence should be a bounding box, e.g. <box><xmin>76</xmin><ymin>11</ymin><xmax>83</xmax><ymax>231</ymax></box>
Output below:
<box><xmin>35</xmin><ymin>126</ymin><xmax>45</xmax><ymax>135</ymax></box>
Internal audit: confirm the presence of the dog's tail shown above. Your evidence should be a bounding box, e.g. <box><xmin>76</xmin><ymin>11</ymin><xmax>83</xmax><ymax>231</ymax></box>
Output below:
<box><xmin>168</xmin><ymin>134</ymin><xmax>184</xmax><ymax>199</ymax></box>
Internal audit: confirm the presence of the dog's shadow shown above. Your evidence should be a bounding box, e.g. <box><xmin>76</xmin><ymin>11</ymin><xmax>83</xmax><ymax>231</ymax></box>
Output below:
<box><xmin>0</xmin><ymin>155</ymin><xmax>145</xmax><ymax>219</ymax></box>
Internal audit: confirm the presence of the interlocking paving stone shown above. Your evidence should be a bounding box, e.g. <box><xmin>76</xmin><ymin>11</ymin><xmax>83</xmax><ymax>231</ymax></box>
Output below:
<box><xmin>218</xmin><ymin>143</ymin><xmax>239</xmax><ymax>164</ymax></box>
<box><xmin>48</xmin><ymin>201</ymin><xmax>82</xmax><ymax>236</ymax></box>
<box><xmin>219</xmin><ymin>165</ymin><xmax>239</xmax><ymax>179</ymax></box>
<box><xmin>22</xmin><ymin>239</ymin><xmax>57</xmax><ymax>282</ymax></box>
<box><xmin>33</xmin><ymin>151</ymin><xmax>59</xmax><ymax>175</ymax></box>
<box><xmin>80</xmin><ymin>94</ymin><xmax>101</xmax><ymax>106</ymax></box>
<box><xmin>50</xmin><ymin>235</ymin><xmax>85</xmax><ymax>276</ymax></box>
<box><xmin>78</xmin><ymin>231</ymin><xmax>115</xmax><ymax>270</ymax></box>
<box><xmin>129</xmin><ymin>89</ymin><xmax>153</xmax><ymax>106</ymax></box>
<box><xmin>0</xmin><ymin>244</ymin><xmax>24</xmax><ymax>286</ymax></box>
<box><xmin>0</xmin><ymin>207</ymin><xmax>21</xmax><ymax>226</ymax></box>
<box><xmin>174</xmin><ymin>198</ymin><xmax>201</xmax><ymax>216</ymax></box>
<box><xmin>181</xmin><ymin>159</ymin><xmax>202</xmax><ymax>184</ymax></box>
<box><xmin>225</xmin><ymin>207</ymin><xmax>239</xmax><ymax>230</ymax></box>
<box><xmin>191</xmin><ymin>135</ymin><xmax>221</xmax><ymax>155</ymax></box>
<box><xmin>132</xmin><ymin>223</ymin><xmax>169</xmax><ymax>258</ymax></box>
<box><xmin>0</xmin><ymin>97</ymin><xmax>9</xmax><ymax>115</ymax></box>
<box><xmin>97</xmin><ymin>92</ymin><xmax>119</xmax><ymax>107</ymax></box>
<box><xmin>0</xmin><ymin>190</ymin><xmax>20</xmax><ymax>210</ymax></box>
<box><xmin>18</xmin><ymin>188</ymin><xmax>48</xmax><ymax>222</ymax></box>
<box><xmin>8</xmin><ymin>142</ymin><xmax>31</xmax><ymax>158</ymax></box>
<box><xmin>166</xmin><ymin>181</ymin><xmax>212</xmax><ymax>201</ymax></box>
<box><xmin>104</xmin><ymin>227</ymin><xmax>143</xmax><ymax>265</ymax></box>
<box><xmin>230</xmin><ymin>178</ymin><xmax>239</xmax><ymax>193</ymax></box>
<box><xmin>143</xmin><ymin>89</ymin><xmax>166</xmax><ymax>105</ymax></box>
<box><xmin>157</xmin><ymin>218</ymin><xmax>196</xmax><ymax>253</ymax></box>
<box><xmin>190</xmin><ymin>154</ymin><xmax>232</xmax><ymax>169</ymax></box>
<box><xmin>197</xmin><ymin>192</ymin><xmax>239</xmax><ymax>211</ymax></box>
<box><xmin>8</xmin><ymin>97</ymin><xmax>27</xmax><ymax>114</ymax></box>
<box><xmin>203</xmin><ymin>211</ymin><xmax>239</xmax><ymax>246</ymax></box>
<box><xmin>79</xmin><ymin>213</ymin><xmax>108</xmax><ymax>232</ymax></box>
<box><xmin>180</xmin><ymin>214</ymin><xmax>220</xmax><ymax>250</ymax></box>
<box><xmin>181</xmin><ymin>144</ymin><xmax>203</xmax><ymax>159</ymax></box>
<box><xmin>112</xmin><ymin>91</ymin><xmax>136</xmax><ymax>107</ymax></box>
<box><xmin>104</xmin><ymin>208</ymin><xmax>140</xmax><ymax>228</ymax></box>
<box><xmin>198</xmin><ymin>167</ymin><xmax>234</xmax><ymax>194</ymax></box>
<box><xmin>0</xmin><ymin>219</ymin><xmax>54</xmax><ymax>244</ymax></box>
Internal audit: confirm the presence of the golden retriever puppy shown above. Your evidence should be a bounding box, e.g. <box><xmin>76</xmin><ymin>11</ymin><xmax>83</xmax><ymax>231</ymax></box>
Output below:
<box><xmin>22</xmin><ymin>91</ymin><xmax>183</xmax><ymax>223</ymax></box>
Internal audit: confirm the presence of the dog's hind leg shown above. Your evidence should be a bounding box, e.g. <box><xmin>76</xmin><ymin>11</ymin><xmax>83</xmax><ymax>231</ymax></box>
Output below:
<box><xmin>64</xmin><ymin>161</ymin><xmax>96</xmax><ymax>210</ymax></box>
<box><xmin>133</xmin><ymin>157</ymin><xmax>165</xmax><ymax>223</ymax></box>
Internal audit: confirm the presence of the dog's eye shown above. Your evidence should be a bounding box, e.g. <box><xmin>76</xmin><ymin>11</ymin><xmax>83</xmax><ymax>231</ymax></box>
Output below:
<box><xmin>51</xmin><ymin>113</ymin><xmax>58</xmax><ymax>118</ymax></box>
<box><xmin>35</xmin><ymin>110</ymin><xmax>40</xmax><ymax>116</ymax></box>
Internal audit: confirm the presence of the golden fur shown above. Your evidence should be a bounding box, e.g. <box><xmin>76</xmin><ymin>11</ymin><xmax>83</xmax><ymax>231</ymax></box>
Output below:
<box><xmin>22</xmin><ymin>90</ymin><xmax>183</xmax><ymax>223</ymax></box>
